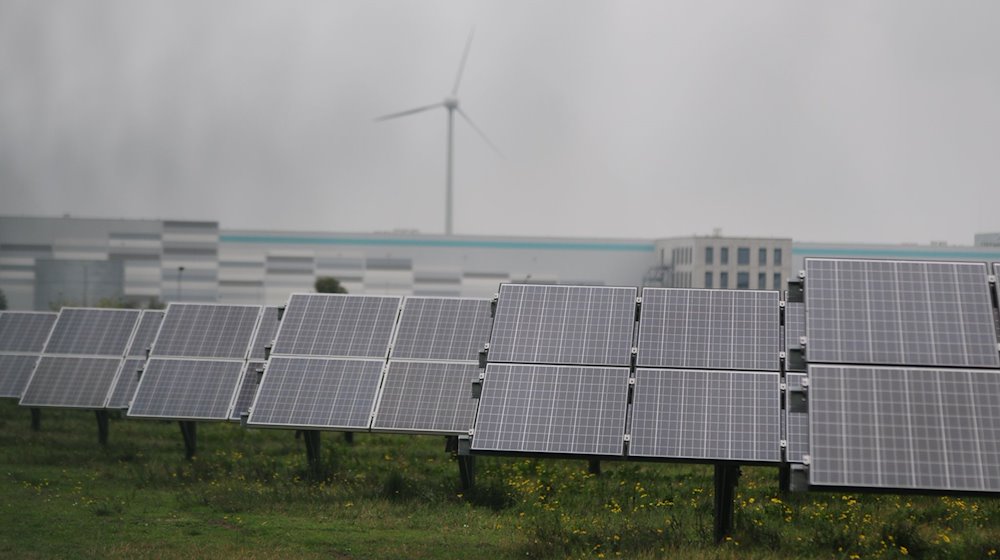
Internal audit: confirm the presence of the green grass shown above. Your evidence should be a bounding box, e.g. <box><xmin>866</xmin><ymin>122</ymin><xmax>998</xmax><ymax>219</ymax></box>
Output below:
<box><xmin>2</xmin><ymin>401</ymin><xmax>999</xmax><ymax>559</ymax></box>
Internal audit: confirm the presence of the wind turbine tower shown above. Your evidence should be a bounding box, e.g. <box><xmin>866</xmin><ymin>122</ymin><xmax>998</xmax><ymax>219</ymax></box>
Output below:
<box><xmin>376</xmin><ymin>30</ymin><xmax>500</xmax><ymax>236</ymax></box>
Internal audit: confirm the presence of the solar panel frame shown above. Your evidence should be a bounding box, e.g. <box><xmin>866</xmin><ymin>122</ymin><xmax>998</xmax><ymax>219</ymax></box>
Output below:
<box><xmin>42</xmin><ymin>308</ymin><xmax>141</xmax><ymax>356</ymax></box>
<box><xmin>127</xmin><ymin>358</ymin><xmax>245</xmax><ymax>421</ymax></box>
<box><xmin>636</xmin><ymin>288</ymin><xmax>781</xmax><ymax>372</ymax></box>
<box><xmin>151</xmin><ymin>303</ymin><xmax>260</xmax><ymax>360</ymax></box>
<box><xmin>785</xmin><ymin>302</ymin><xmax>806</xmax><ymax>352</ymax></box>
<box><xmin>390</xmin><ymin>297</ymin><xmax>493</xmax><ymax>362</ymax></box>
<box><xmin>270</xmin><ymin>294</ymin><xmax>402</xmax><ymax>359</ymax></box>
<box><xmin>805</xmin><ymin>258</ymin><xmax>1000</xmax><ymax>368</ymax></box>
<box><xmin>246</xmin><ymin>356</ymin><xmax>386</xmax><ymax>430</ymax></box>
<box><xmin>471</xmin><ymin>363</ymin><xmax>629</xmax><ymax>457</ymax></box>
<box><xmin>248</xmin><ymin>306</ymin><xmax>280</xmax><ymax>361</ymax></box>
<box><xmin>229</xmin><ymin>360</ymin><xmax>265</xmax><ymax>422</ymax></box>
<box><xmin>808</xmin><ymin>364</ymin><xmax>1000</xmax><ymax>493</ymax></box>
<box><xmin>785</xmin><ymin>372</ymin><xmax>809</xmax><ymax>463</ymax></box>
<box><xmin>371</xmin><ymin>360</ymin><xmax>480</xmax><ymax>435</ymax></box>
<box><xmin>105</xmin><ymin>358</ymin><xmax>145</xmax><ymax>409</ymax></box>
<box><xmin>0</xmin><ymin>354</ymin><xmax>41</xmax><ymax>399</ymax></box>
<box><xmin>19</xmin><ymin>356</ymin><xmax>125</xmax><ymax>409</ymax></box>
<box><xmin>0</xmin><ymin>311</ymin><xmax>58</xmax><ymax>353</ymax></box>
<box><xmin>487</xmin><ymin>284</ymin><xmax>637</xmax><ymax>367</ymax></box>
<box><xmin>126</xmin><ymin>310</ymin><xmax>164</xmax><ymax>358</ymax></box>
<box><xmin>628</xmin><ymin>368</ymin><xmax>781</xmax><ymax>463</ymax></box>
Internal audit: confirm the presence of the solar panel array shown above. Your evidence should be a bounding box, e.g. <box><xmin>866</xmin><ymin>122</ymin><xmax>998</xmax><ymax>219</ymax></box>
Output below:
<box><xmin>808</xmin><ymin>365</ymin><xmax>1000</xmax><ymax>492</ymax></box>
<box><xmin>0</xmin><ymin>311</ymin><xmax>56</xmax><ymax>398</ymax></box>
<box><xmin>248</xmin><ymin>306</ymin><xmax>280</xmax><ymax>361</ymax></box>
<box><xmin>629</xmin><ymin>369</ymin><xmax>780</xmax><ymax>462</ymax></box>
<box><xmin>230</xmin><ymin>361</ymin><xmax>265</xmax><ymax>421</ymax></box>
<box><xmin>129</xmin><ymin>304</ymin><xmax>260</xmax><ymax>421</ymax></box>
<box><xmin>472</xmin><ymin>363</ymin><xmax>629</xmax><ymax>456</ymax></box>
<box><xmin>19</xmin><ymin>308</ymin><xmax>141</xmax><ymax>409</ymax></box>
<box><xmin>488</xmin><ymin>285</ymin><xmax>636</xmax><ymax>366</ymax></box>
<box><xmin>637</xmin><ymin>289</ymin><xmax>780</xmax><ymax>371</ymax></box>
<box><xmin>805</xmin><ymin>259</ymin><xmax>999</xmax><ymax>368</ymax></box>
<box><xmin>248</xmin><ymin>294</ymin><xmax>402</xmax><ymax>430</ymax></box>
<box><xmin>106</xmin><ymin>310</ymin><xmax>164</xmax><ymax>409</ymax></box>
<box><xmin>390</xmin><ymin>297</ymin><xmax>493</xmax><ymax>361</ymax></box>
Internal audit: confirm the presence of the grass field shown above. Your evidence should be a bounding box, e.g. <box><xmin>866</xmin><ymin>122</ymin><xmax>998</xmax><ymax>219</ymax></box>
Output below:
<box><xmin>2</xmin><ymin>401</ymin><xmax>999</xmax><ymax>559</ymax></box>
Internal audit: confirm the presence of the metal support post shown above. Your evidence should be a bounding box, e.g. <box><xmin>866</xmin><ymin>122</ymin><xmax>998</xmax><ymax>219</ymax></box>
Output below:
<box><xmin>179</xmin><ymin>421</ymin><xmax>197</xmax><ymax>460</ymax></box>
<box><xmin>30</xmin><ymin>408</ymin><xmax>41</xmax><ymax>431</ymax></box>
<box><xmin>713</xmin><ymin>464</ymin><xmax>741</xmax><ymax>544</ymax></box>
<box><xmin>95</xmin><ymin>410</ymin><xmax>110</xmax><ymax>445</ymax></box>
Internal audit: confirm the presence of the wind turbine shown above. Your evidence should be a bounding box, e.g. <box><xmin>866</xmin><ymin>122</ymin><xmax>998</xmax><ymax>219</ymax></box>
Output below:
<box><xmin>376</xmin><ymin>30</ymin><xmax>501</xmax><ymax>236</ymax></box>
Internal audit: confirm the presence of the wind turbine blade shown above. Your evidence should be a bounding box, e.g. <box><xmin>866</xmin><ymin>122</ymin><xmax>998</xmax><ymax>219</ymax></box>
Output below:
<box><xmin>374</xmin><ymin>102</ymin><xmax>445</xmax><ymax>122</ymax></box>
<box><xmin>451</xmin><ymin>28</ymin><xmax>476</xmax><ymax>96</ymax></box>
<box><xmin>458</xmin><ymin>108</ymin><xmax>504</xmax><ymax>158</ymax></box>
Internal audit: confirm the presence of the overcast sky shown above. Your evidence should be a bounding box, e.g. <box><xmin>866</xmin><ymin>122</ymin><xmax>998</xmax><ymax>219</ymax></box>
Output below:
<box><xmin>1</xmin><ymin>1</ymin><xmax>998</xmax><ymax>245</ymax></box>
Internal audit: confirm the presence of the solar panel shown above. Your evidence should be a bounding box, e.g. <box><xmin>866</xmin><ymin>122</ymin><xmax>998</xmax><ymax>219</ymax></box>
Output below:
<box><xmin>0</xmin><ymin>354</ymin><xmax>40</xmax><ymax>398</ymax></box>
<box><xmin>629</xmin><ymin>369</ymin><xmax>780</xmax><ymax>462</ymax></box>
<box><xmin>105</xmin><ymin>358</ymin><xmax>145</xmax><ymax>409</ymax></box>
<box><xmin>637</xmin><ymin>289</ymin><xmax>780</xmax><ymax>371</ymax></box>
<box><xmin>271</xmin><ymin>294</ymin><xmax>401</xmax><ymax>358</ymax></box>
<box><xmin>471</xmin><ymin>363</ymin><xmax>629</xmax><ymax>456</ymax></box>
<box><xmin>785</xmin><ymin>302</ymin><xmax>805</xmax><ymax>352</ymax></box>
<box><xmin>390</xmin><ymin>297</ymin><xmax>493</xmax><ymax>361</ymax></box>
<box><xmin>151</xmin><ymin>304</ymin><xmax>260</xmax><ymax>360</ymax></box>
<box><xmin>229</xmin><ymin>360</ymin><xmax>265</xmax><ymax>421</ymax></box>
<box><xmin>126</xmin><ymin>310</ymin><xmax>164</xmax><ymax>357</ymax></box>
<box><xmin>247</xmin><ymin>356</ymin><xmax>384</xmax><ymax>429</ymax></box>
<box><xmin>372</xmin><ymin>360</ymin><xmax>479</xmax><ymax>434</ymax></box>
<box><xmin>785</xmin><ymin>372</ymin><xmax>808</xmax><ymax>463</ymax></box>
<box><xmin>487</xmin><ymin>285</ymin><xmax>636</xmax><ymax>367</ymax></box>
<box><xmin>19</xmin><ymin>356</ymin><xmax>124</xmax><ymax>409</ymax></box>
<box><xmin>805</xmin><ymin>259</ymin><xmax>999</xmax><ymax>368</ymax></box>
<box><xmin>127</xmin><ymin>358</ymin><xmax>245</xmax><ymax>420</ymax></box>
<box><xmin>0</xmin><ymin>311</ymin><xmax>57</xmax><ymax>353</ymax></box>
<box><xmin>43</xmin><ymin>308</ymin><xmax>141</xmax><ymax>356</ymax></box>
<box><xmin>248</xmin><ymin>307</ymin><xmax>280</xmax><ymax>361</ymax></box>
<box><xmin>808</xmin><ymin>364</ymin><xmax>1000</xmax><ymax>492</ymax></box>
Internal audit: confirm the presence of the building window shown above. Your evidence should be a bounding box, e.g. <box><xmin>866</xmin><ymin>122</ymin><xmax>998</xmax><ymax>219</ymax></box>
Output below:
<box><xmin>705</xmin><ymin>247</ymin><xmax>714</xmax><ymax>265</ymax></box>
<box><xmin>774</xmin><ymin>272</ymin><xmax>783</xmax><ymax>290</ymax></box>
<box><xmin>737</xmin><ymin>271</ymin><xmax>749</xmax><ymax>289</ymax></box>
<box><xmin>759</xmin><ymin>248</ymin><xmax>767</xmax><ymax>266</ymax></box>
<box><xmin>720</xmin><ymin>247</ymin><xmax>729</xmax><ymax>265</ymax></box>
<box><xmin>737</xmin><ymin>247</ymin><xmax>750</xmax><ymax>266</ymax></box>
<box><xmin>758</xmin><ymin>272</ymin><xmax>766</xmax><ymax>290</ymax></box>
<box><xmin>774</xmin><ymin>248</ymin><xmax>782</xmax><ymax>266</ymax></box>
<box><xmin>720</xmin><ymin>272</ymin><xmax>729</xmax><ymax>289</ymax></box>
<box><xmin>705</xmin><ymin>271</ymin><xmax>713</xmax><ymax>289</ymax></box>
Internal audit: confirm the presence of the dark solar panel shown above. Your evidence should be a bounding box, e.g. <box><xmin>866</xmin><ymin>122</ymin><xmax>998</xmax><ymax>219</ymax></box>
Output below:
<box><xmin>372</xmin><ymin>360</ymin><xmax>479</xmax><ymax>434</ymax></box>
<box><xmin>805</xmin><ymin>259</ymin><xmax>999</xmax><ymax>368</ymax></box>
<box><xmin>637</xmin><ymin>289</ymin><xmax>780</xmax><ymax>371</ymax></box>
<box><xmin>628</xmin><ymin>369</ymin><xmax>780</xmax><ymax>462</ymax></box>
<box><xmin>0</xmin><ymin>354</ymin><xmax>40</xmax><ymax>398</ymax></box>
<box><xmin>0</xmin><ymin>311</ymin><xmax>57</xmax><ymax>353</ymax></box>
<box><xmin>19</xmin><ymin>356</ymin><xmax>123</xmax><ymax>409</ymax></box>
<box><xmin>785</xmin><ymin>372</ymin><xmax>808</xmax><ymax>463</ymax></box>
<box><xmin>248</xmin><ymin>307</ymin><xmax>280</xmax><ymax>361</ymax></box>
<box><xmin>809</xmin><ymin>365</ymin><xmax>1000</xmax><ymax>492</ymax></box>
<box><xmin>126</xmin><ymin>310</ymin><xmax>164</xmax><ymax>357</ymax></box>
<box><xmin>247</xmin><ymin>356</ymin><xmax>384</xmax><ymax>429</ymax></box>
<box><xmin>471</xmin><ymin>363</ymin><xmax>629</xmax><ymax>456</ymax></box>
<box><xmin>229</xmin><ymin>360</ymin><xmax>265</xmax><ymax>421</ymax></box>
<box><xmin>127</xmin><ymin>358</ymin><xmax>244</xmax><ymax>420</ymax></box>
<box><xmin>487</xmin><ymin>285</ymin><xmax>636</xmax><ymax>367</ymax></box>
<box><xmin>43</xmin><ymin>308</ymin><xmax>140</xmax><ymax>356</ymax></box>
<box><xmin>105</xmin><ymin>358</ymin><xmax>145</xmax><ymax>409</ymax></box>
<box><xmin>271</xmin><ymin>294</ymin><xmax>401</xmax><ymax>359</ymax></box>
<box><xmin>390</xmin><ymin>297</ymin><xmax>492</xmax><ymax>361</ymax></box>
<box><xmin>151</xmin><ymin>304</ymin><xmax>259</xmax><ymax>360</ymax></box>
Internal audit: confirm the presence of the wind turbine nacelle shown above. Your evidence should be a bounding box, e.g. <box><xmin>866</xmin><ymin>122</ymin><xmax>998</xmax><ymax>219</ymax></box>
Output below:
<box><xmin>444</xmin><ymin>97</ymin><xmax>459</xmax><ymax>110</ymax></box>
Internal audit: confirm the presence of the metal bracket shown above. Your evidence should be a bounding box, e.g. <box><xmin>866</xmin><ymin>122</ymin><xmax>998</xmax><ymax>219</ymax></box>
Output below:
<box><xmin>276</xmin><ymin>305</ymin><xmax>286</xmax><ymax>321</ymax></box>
<box><xmin>788</xmin><ymin>377</ymin><xmax>808</xmax><ymax>413</ymax></box>
<box><xmin>787</xmin><ymin>346</ymin><xmax>807</xmax><ymax>372</ymax></box>
<box><xmin>789</xmin><ymin>464</ymin><xmax>809</xmax><ymax>492</ymax></box>
<box><xmin>471</xmin><ymin>373</ymin><xmax>484</xmax><ymax>399</ymax></box>
<box><xmin>634</xmin><ymin>296</ymin><xmax>642</xmax><ymax>322</ymax></box>
<box><xmin>786</xmin><ymin>273</ymin><xmax>805</xmax><ymax>303</ymax></box>
<box><xmin>478</xmin><ymin>343</ymin><xmax>489</xmax><ymax>369</ymax></box>
<box><xmin>490</xmin><ymin>293</ymin><xmax>498</xmax><ymax>317</ymax></box>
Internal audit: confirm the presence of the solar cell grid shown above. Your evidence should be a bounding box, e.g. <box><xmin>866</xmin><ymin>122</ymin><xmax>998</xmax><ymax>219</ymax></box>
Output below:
<box><xmin>805</xmin><ymin>259</ymin><xmax>999</xmax><ymax>368</ymax></box>
<box><xmin>152</xmin><ymin>304</ymin><xmax>260</xmax><ymax>360</ymax></box>
<box><xmin>126</xmin><ymin>310</ymin><xmax>164</xmax><ymax>357</ymax></box>
<box><xmin>637</xmin><ymin>289</ymin><xmax>780</xmax><ymax>371</ymax></box>
<box><xmin>0</xmin><ymin>311</ymin><xmax>57</xmax><ymax>353</ymax></box>
<box><xmin>391</xmin><ymin>297</ymin><xmax>492</xmax><ymax>361</ymax></box>
<box><xmin>248</xmin><ymin>307</ymin><xmax>280</xmax><ymax>361</ymax></box>
<box><xmin>487</xmin><ymin>285</ymin><xmax>636</xmax><ymax>367</ymax></box>
<box><xmin>0</xmin><ymin>354</ymin><xmax>40</xmax><ymax>398</ymax></box>
<box><xmin>785</xmin><ymin>372</ymin><xmax>808</xmax><ymax>463</ymax></box>
<box><xmin>272</xmin><ymin>294</ymin><xmax>401</xmax><ymax>359</ymax></box>
<box><xmin>247</xmin><ymin>356</ymin><xmax>384</xmax><ymax>429</ymax></box>
<box><xmin>471</xmin><ymin>363</ymin><xmax>629</xmax><ymax>456</ymax></box>
<box><xmin>128</xmin><ymin>358</ymin><xmax>244</xmax><ymax>420</ymax></box>
<box><xmin>628</xmin><ymin>369</ymin><xmax>780</xmax><ymax>462</ymax></box>
<box><xmin>808</xmin><ymin>365</ymin><xmax>1000</xmax><ymax>492</ymax></box>
<box><xmin>43</xmin><ymin>308</ymin><xmax>140</xmax><ymax>356</ymax></box>
<box><xmin>105</xmin><ymin>358</ymin><xmax>145</xmax><ymax>409</ymax></box>
<box><xmin>230</xmin><ymin>360</ymin><xmax>265</xmax><ymax>421</ymax></box>
<box><xmin>19</xmin><ymin>356</ymin><xmax>123</xmax><ymax>408</ymax></box>
<box><xmin>372</xmin><ymin>360</ymin><xmax>479</xmax><ymax>434</ymax></box>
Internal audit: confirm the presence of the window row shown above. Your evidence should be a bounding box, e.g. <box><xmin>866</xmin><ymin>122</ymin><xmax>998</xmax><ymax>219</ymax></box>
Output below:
<box><xmin>704</xmin><ymin>271</ymin><xmax>784</xmax><ymax>290</ymax></box>
<box><xmin>704</xmin><ymin>246</ymin><xmax>782</xmax><ymax>267</ymax></box>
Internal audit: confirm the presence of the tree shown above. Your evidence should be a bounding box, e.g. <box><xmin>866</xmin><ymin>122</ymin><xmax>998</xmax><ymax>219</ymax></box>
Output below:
<box><xmin>314</xmin><ymin>276</ymin><xmax>348</xmax><ymax>294</ymax></box>
<box><xmin>0</xmin><ymin>288</ymin><xmax>7</xmax><ymax>310</ymax></box>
